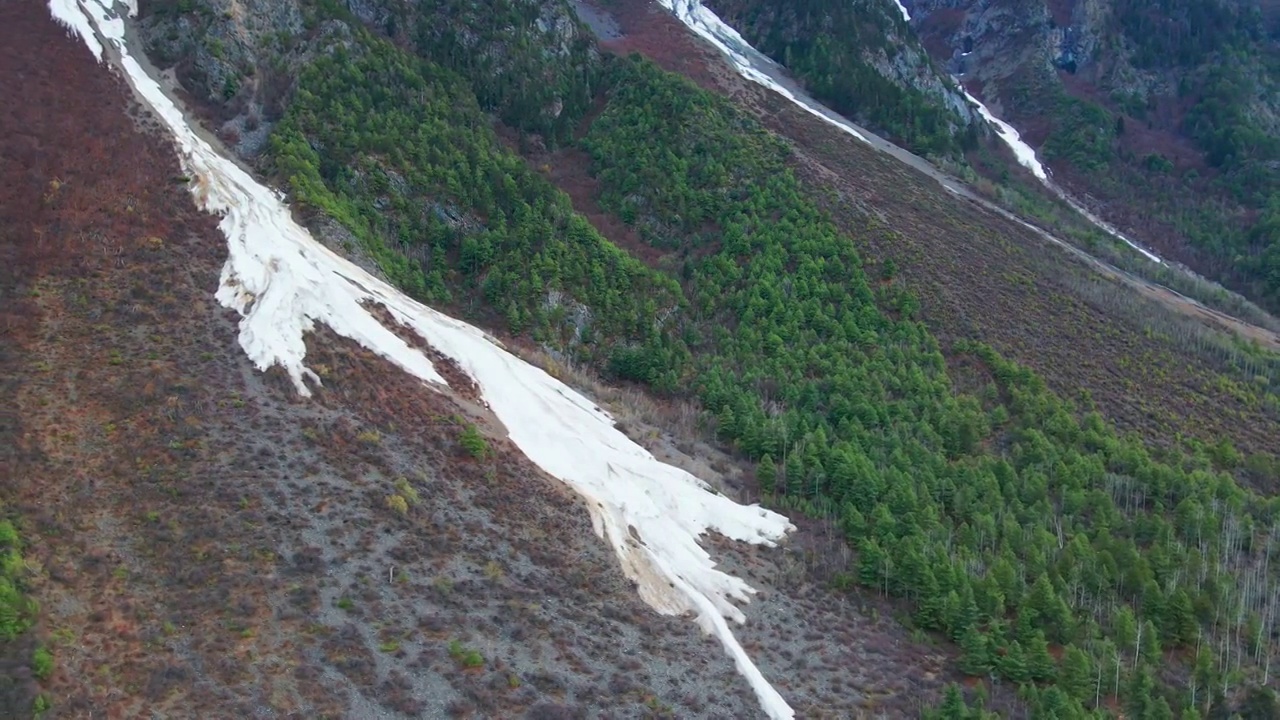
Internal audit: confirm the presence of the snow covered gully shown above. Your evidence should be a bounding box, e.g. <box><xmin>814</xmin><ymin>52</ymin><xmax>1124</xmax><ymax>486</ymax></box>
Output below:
<box><xmin>659</xmin><ymin>0</ymin><xmax>871</xmax><ymax>145</ymax></box>
<box><xmin>661</xmin><ymin>0</ymin><xmax>1165</xmax><ymax>265</ymax></box>
<box><xmin>48</xmin><ymin>1</ymin><xmax>797</xmax><ymax>717</ymax></box>
<box><xmin>957</xmin><ymin>88</ymin><xmax>1164</xmax><ymax>264</ymax></box>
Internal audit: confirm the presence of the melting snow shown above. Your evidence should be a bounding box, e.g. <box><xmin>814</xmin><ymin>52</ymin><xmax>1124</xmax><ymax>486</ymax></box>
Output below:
<box><xmin>50</xmin><ymin>1</ymin><xmax>797</xmax><ymax>718</ymax></box>
<box><xmin>48</xmin><ymin>0</ymin><xmax>103</xmax><ymax>59</ymax></box>
<box><xmin>960</xmin><ymin>87</ymin><xmax>1047</xmax><ymax>180</ymax></box>
<box><xmin>959</xmin><ymin>88</ymin><xmax>1163</xmax><ymax>263</ymax></box>
<box><xmin>663</xmin><ymin>0</ymin><xmax>1164</xmax><ymax>265</ymax></box>
<box><xmin>661</xmin><ymin>0</ymin><xmax>869</xmax><ymax>145</ymax></box>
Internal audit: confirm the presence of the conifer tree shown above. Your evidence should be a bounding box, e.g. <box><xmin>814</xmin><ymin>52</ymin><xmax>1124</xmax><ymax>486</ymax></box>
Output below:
<box><xmin>1059</xmin><ymin>645</ymin><xmax>1093</xmax><ymax>701</ymax></box>
<box><xmin>1027</xmin><ymin>631</ymin><xmax>1057</xmax><ymax>683</ymax></box>
<box><xmin>756</xmin><ymin>454</ymin><xmax>776</xmax><ymax>496</ymax></box>
<box><xmin>959</xmin><ymin>626</ymin><xmax>991</xmax><ymax>677</ymax></box>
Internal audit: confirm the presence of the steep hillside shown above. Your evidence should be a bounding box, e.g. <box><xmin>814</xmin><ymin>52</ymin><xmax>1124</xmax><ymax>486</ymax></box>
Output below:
<box><xmin>908</xmin><ymin>0</ymin><xmax>1280</xmax><ymax>312</ymax></box>
<box><xmin>696</xmin><ymin>0</ymin><xmax>984</xmax><ymax>161</ymax></box>
<box><xmin>5</xmin><ymin>4</ymin><xmax>759</xmax><ymax>718</ymax></box>
<box><xmin>6</xmin><ymin>2</ymin><xmax>958</xmax><ymax>718</ymax></box>
<box><xmin>694</xmin><ymin>0</ymin><xmax>1280</xmax><ymax>322</ymax></box>
<box><xmin>14</xmin><ymin>0</ymin><xmax>1280</xmax><ymax>717</ymax></box>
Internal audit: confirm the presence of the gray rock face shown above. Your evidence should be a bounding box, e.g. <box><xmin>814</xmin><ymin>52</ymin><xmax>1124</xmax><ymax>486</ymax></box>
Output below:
<box><xmin>569</xmin><ymin>0</ymin><xmax>622</xmax><ymax>40</ymax></box>
<box><xmin>912</xmin><ymin>0</ymin><xmax>1053</xmax><ymax>89</ymax></box>
<box><xmin>869</xmin><ymin>41</ymin><xmax>981</xmax><ymax>126</ymax></box>
<box><xmin>910</xmin><ymin>0</ymin><xmax>1274</xmax><ymax>112</ymax></box>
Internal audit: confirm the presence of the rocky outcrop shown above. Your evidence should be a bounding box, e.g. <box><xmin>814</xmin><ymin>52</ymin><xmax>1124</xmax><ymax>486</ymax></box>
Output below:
<box><xmin>908</xmin><ymin>0</ymin><xmax>1280</xmax><ymax>310</ymax></box>
<box><xmin>703</xmin><ymin>0</ymin><xmax>986</xmax><ymax>158</ymax></box>
<box><xmin>869</xmin><ymin>37</ymin><xmax>981</xmax><ymax>125</ymax></box>
<box><xmin>911</xmin><ymin>0</ymin><xmax>1054</xmax><ymax>95</ymax></box>
<box><xmin>135</xmin><ymin>0</ymin><xmax>603</xmax><ymax>159</ymax></box>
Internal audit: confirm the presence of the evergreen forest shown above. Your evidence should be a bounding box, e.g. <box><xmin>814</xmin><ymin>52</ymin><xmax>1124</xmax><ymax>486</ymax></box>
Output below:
<box><xmin>263</xmin><ymin>7</ymin><xmax>1280</xmax><ymax>717</ymax></box>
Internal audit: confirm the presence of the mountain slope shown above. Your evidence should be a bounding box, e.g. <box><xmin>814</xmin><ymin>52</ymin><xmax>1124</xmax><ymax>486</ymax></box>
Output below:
<box><xmin>494</xmin><ymin>2</ymin><xmax>1280</xmax><ymax>716</ymax></box>
<box><xmin>5</xmin><ymin>1</ymin><xmax>993</xmax><ymax>718</ymax></box>
<box><xmin>695</xmin><ymin>0</ymin><xmax>984</xmax><ymax>161</ymax></box>
<box><xmin>908</xmin><ymin>0</ymin><xmax>1280</xmax><ymax>311</ymax></box>
<box><xmin>3</xmin><ymin>3</ymin><xmax>853</xmax><ymax>718</ymax></box>
<box><xmin>13</xmin><ymin>0</ymin><xmax>1280</xmax><ymax>717</ymax></box>
<box><xmin>693</xmin><ymin>0</ymin><xmax>1280</xmax><ymax>324</ymax></box>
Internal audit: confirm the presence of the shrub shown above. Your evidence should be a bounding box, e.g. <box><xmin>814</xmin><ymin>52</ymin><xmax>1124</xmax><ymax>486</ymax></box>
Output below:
<box><xmin>459</xmin><ymin>423</ymin><xmax>489</xmax><ymax>459</ymax></box>
<box><xmin>448</xmin><ymin>639</ymin><xmax>484</xmax><ymax>668</ymax></box>
<box><xmin>32</xmin><ymin>646</ymin><xmax>53</xmax><ymax>680</ymax></box>
<box><xmin>385</xmin><ymin>494</ymin><xmax>409</xmax><ymax>515</ymax></box>
<box><xmin>392</xmin><ymin>477</ymin><xmax>419</xmax><ymax>505</ymax></box>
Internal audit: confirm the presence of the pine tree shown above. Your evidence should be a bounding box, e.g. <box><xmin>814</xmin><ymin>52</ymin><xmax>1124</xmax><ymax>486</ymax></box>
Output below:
<box><xmin>756</xmin><ymin>454</ymin><xmax>777</xmax><ymax>495</ymax></box>
<box><xmin>996</xmin><ymin>640</ymin><xmax>1030</xmax><ymax>684</ymax></box>
<box><xmin>859</xmin><ymin>538</ymin><xmax>885</xmax><ymax>589</ymax></box>
<box><xmin>936</xmin><ymin>684</ymin><xmax>968</xmax><ymax>720</ymax></box>
<box><xmin>991</xmin><ymin>553</ymin><xmax>1023</xmax><ymax>610</ymax></box>
<box><xmin>898</xmin><ymin>539</ymin><xmax>927</xmax><ymax>598</ymax></box>
<box><xmin>915</xmin><ymin>567</ymin><xmax>946</xmax><ymax>630</ymax></box>
<box><xmin>975</xmin><ymin>574</ymin><xmax>1006</xmax><ymax>619</ymax></box>
<box><xmin>1059</xmin><ymin>645</ymin><xmax>1093</xmax><ymax>701</ymax></box>
<box><xmin>959</xmin><ymin>626</ymin><xmax>991</xmax><ymax>677</ymax></box>
<box><xmin>1037</xmin><ymin>686</ymin><xmax>1083</xmax><ymax>719</ymax></box>
<box><xmin>716</xmin><ymin>404</ymin><xmax>737</xmax><ymax>442</ymax></box>
<box><xmin>1114</xmin><ymin>605</ymin><xmax>1138</xmax><ymax>653</ymax></box>
<box><xmin>1126</xmin><ymin>664</ymin><xmax>1157</xmax><ymax>719</ymax></box>
<box><xmin>1162</xmin><ymin>589</ymin><xmax>1197</xmax><ymax>647</ymax></box>
<box><xmin>943</xmin><ymin>589</ymin><xmax>964</xmax><ymax>638</ymax></box>
<box><xmin>952</xmin><ymin>580</ymin><xmax>981</xmax><ymax>638</ymax></box>
<box><xmin>1139</xmin><ymin>619</ymin><xmax>1162</xmax><ymax>665</ymax></box>
<box><xmin>1026</xmin><ymin>631</ymin><xmax>1057</xmax><ymax>683</ymax></box>
<box><xmin>785</xmin><ymin>452</ymin><xmax>805</xmax><ymax>497</ymax></box>
<box><xmin>1029</xmin><ymin>571</ymin><xmax>1059</xmax><ymax>627</ymax></box>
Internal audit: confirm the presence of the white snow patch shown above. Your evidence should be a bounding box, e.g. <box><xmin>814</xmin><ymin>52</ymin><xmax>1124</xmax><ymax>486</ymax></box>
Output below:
<box><xmin>890</xmin><ymin>0</ymin><xmax>911</xmax><ymax>22</ymax></box>
<box><xmin>48</xmin><ymin>0</ymin><xmax>103</xmax><ymax>59</ymax></box>
<box><xmin>660</xmin><ymin>0</ymin><xmax>869</xmax><ymax>145</ymax></box>
<box><xmin>50</xmin><ymin>1</ymin><xmax>797</xmax><ymax>718</ymax></box>
<box><xmin>960</xmin><ymin>87</ymin><xmax>1047</xmax><ymax>180</ymax></box>
<box><xmin>959</xmin><ymin>87</ymin><xmax>1164</xmax><ymax>263</ymax></box>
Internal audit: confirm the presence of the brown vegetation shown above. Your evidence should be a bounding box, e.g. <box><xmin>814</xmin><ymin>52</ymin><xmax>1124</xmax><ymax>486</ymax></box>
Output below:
<box><xmin>778</xmin><ymin>89</ymin><xmax>1280</xmax><ymax>460</ymax></box>
<box><xmin>569</xmin><ymin>0</ymin><xmax>1280</xmax><ymax>467</ymax></box>
<box><xmin>0</xmin><ymin>4</ymin><xmax>990</xmax><ymax>717</ymax></box>
<box><xmin>2</xmin><ymin>5</ymin><xmax>768</xmax><ymax>718</ymax></box>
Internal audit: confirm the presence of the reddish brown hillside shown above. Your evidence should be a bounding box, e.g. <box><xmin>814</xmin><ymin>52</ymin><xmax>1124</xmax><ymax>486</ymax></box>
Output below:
<box><xmin>1</xmin><ymin>4</ymin><xmax>771</xmax><ymax>718</ymax></box>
